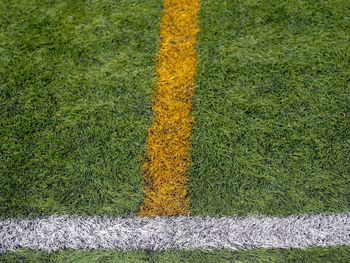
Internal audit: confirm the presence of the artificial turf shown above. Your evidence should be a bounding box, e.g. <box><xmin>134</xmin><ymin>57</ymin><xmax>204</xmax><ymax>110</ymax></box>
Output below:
<box><xmin>1</xmin><ymin>247</ymin><xmax>350</xmax><ymax>263</ymax></box>
<box><xmin>190</xmin><ymin>0</ymin><xmax>350</xmax><ymax>217</ymax></box>
<box><xmin>0</xmin><ymin>0</ymin><xmax>161</xmax><ymax>217</ymax></box>
<box><xmin>1</xmin><ymin>0</ymin><xmax>349</xmax><ymax>262</ymax></box>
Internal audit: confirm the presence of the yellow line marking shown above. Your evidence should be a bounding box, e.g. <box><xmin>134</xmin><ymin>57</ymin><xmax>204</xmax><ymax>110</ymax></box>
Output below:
<box><xmin>139</xmin><ymin>0</ymin><xmax>200</xmax><ymax>217</ymax></box>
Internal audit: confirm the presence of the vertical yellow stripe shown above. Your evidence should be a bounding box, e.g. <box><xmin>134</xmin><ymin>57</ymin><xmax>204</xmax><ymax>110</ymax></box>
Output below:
<box><xmin>139</xmin><ymin>0</ymin><xmax>200</xmax><ymax>217</ymax></box>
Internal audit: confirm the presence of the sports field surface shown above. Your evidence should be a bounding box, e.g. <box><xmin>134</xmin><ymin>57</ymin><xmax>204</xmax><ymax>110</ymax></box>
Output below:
<box><xmin>1</xmin><ymin>0</ymin><xmax>349</xmax><ymax>262</ymax></box>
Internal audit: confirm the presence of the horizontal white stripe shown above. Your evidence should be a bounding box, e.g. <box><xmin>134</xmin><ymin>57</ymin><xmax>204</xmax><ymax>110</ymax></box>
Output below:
<box><xmin>1</xmin><ymin>213</ymin><xmax>349</xmax><ymax>252</ymax></box>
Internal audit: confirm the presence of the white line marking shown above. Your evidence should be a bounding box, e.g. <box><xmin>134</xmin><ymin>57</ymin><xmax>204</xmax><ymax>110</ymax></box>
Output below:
<box><xmin>1</xmin><ymin>213</ymin><xmax>349</xmax><ymax>252</ymax></box>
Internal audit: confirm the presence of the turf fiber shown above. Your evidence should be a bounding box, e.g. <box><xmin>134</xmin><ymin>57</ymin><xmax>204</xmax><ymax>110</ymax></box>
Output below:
<box><xmin>0</xmin><ymin>0</ymin><xmax>161</xmax><ymax>217</ymax></box>
<box><xmin>1</xmin><ymin>0</ymin><xmax>349</xmax><ymax>261</ymax></box>
<box><xmin>1</xmin><ymin>247</ymin><xmax>350</xmax><ymax>263</ymax></box>
<box><xmin>190</xmin><ymin>0</ymin><xmax>350</xmax><ymax>217</ymax></box>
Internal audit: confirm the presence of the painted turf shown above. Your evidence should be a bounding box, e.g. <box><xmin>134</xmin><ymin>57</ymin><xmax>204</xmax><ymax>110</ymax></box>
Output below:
<box><xmin>2</xmin><ymin>0</ymin><xmax>349</xmax><ymax>256</ymax></box>
<box><xmin>1</xmin><ymin>214</ymin><xmax>349</xmax><ymax>252</ymax></box>
<box><xmin>139</xmin><ymin>0</ymin><xmax>200</xmax><ymax>217</ymax></box>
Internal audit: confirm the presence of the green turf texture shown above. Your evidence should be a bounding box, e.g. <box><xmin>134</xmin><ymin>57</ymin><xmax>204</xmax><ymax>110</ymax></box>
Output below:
<box><xmin>189</xmin><ymin>0</ymin><xmax>350</xmax><ymax>217</ymax></box>
<box><xmin>1</xmin><ymin>0</ymin><xmax>349</xmax><ymax>261</ymax></box>
<box><xmin>0</xmin><ymin>0</ymin><xmax>161</xmax><ymax>217</ymax></box>
<box><xmin>1</xmin><ymin>247</ymin><xmax>349</xmax><ymax>263</ymax></box>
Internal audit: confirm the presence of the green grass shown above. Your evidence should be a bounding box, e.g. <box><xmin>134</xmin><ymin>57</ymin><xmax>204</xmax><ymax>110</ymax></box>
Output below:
<box><xmin>1</xmin><ymin>247</ymin><xmax>350</xmax><ymax>263</ymax></box>
<box><xmin>190</xmin><ymin>0</ymin><xmax>350</xmax><ymax>217</ymax></box>
<box><xmin>0</xmin><ymin>0</ymin><xmax>161</xmax><ymax>217</ymax></box>
<box><xmin>1</xmin><ymin>0</ymin><xmax>349</xmax><ymax>262</ymax></box>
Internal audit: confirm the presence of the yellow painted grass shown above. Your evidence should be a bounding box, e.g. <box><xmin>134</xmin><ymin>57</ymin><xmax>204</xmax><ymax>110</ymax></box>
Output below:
<box><xmin>139</xmin><ymin>0</ymin><xmax>200</xmax><ymax>217</ymax></box>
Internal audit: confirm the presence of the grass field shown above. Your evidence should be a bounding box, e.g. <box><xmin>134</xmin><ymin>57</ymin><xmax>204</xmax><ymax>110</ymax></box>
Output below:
<box><xmin>0</xmin><ymin>0</ymin><xmax>349</xmax><ymax>262</ymax></box>
<box><xmin>1</xmin><ymin>0</ymin><xmax>161</xmax><ymax>217</ymax></box>
<box><xmin>1</xmin><ymin>247</ymin><xmax>350</xmax><ymax>263</ymax></box>
<box><xmin>190</xmin><ymin>0</ymin><xmax>350</xmax><ymax>216</ymax></box>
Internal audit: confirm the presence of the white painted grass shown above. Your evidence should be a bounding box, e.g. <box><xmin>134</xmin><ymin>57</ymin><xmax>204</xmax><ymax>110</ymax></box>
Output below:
<box><xmin>1</xmin><ymin>213</ymin><xmax>349</xmax><ymax>252</ymax></box>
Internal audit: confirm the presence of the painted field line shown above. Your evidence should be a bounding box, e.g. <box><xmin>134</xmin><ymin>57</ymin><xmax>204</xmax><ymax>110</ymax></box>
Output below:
<box><xmin>1</xmin><ymin>213</ymin><xmax>349</xmax><ymax>252</ymax></box>
<box><xmin>139</xmin><ymin>0</ymin><xmax>200</xmax><ymax>216</ymax></box>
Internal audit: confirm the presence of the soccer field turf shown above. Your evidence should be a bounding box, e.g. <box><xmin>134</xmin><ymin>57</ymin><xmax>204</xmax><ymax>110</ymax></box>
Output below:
<box><xmin>1</xmin><ymin>247</ymin><xmax>350</xmax><ymax>263</ymax></box>
<box><xmin>190</xmin><ymin>0</ymin><xmax>350</xmax><ymax>217</ymax></box>
<box><xmin>1</xmin><ymin>0</ymin><xmax>161</xmax><ymax>217</ymax></box>
<box><xmin>1</xmin><ymin>0</ymin><xmax>349</xmax><ymax>261</ymax></box>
